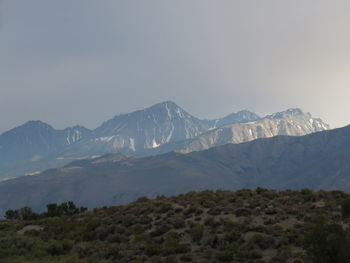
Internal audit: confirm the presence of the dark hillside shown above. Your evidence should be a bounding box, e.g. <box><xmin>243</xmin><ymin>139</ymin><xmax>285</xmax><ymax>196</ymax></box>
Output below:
<box><xmin>1</xmin><ymin>189</ymin><xmax>350</xmax><ymax>263</ymax></box>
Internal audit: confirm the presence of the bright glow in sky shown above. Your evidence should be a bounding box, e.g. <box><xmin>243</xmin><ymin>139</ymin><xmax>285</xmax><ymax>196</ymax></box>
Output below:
<box><xmin>1</xmin><ymin>0</ymin><xmax>350</xmax><ymax>132</ymax></box>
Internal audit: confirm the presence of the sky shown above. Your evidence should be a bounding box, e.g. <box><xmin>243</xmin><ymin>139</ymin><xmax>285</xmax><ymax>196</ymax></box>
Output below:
<box><xmin>1</xmin><ymin>0</ymin><xmax>350</xmax><ymax>132</ymax></box>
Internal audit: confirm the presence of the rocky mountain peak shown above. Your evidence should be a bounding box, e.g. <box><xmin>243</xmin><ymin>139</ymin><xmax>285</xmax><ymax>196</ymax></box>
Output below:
<box><xmin>149</xmin><ymin>100</ymin><xmax>179</xmax><ymax>110</ymax></box>
<box><xmin>91</xmin><ymin>101</ymin><xmax>208</xmax><ymax>152</ymax></box>
<box><xmin>0</xmin><ymin>102</ymin><xmax>331</xmax><ymax>179</ymax></box>
<box><xmin>16</xmin><ymin>120</ymin><xmax>54</xmax><ymax>132</ymax></box>
<box><xmin>266</xmin><ymin>108</ymin><xmax>306</xmax><ymax>119</ymax></box>
<box><xmin>216</xmin><ymin>110</ymin><xmax>261</xmax><ymax>127</ymax></box>
<box><xmin>144</xmin><ymin>100</ymin><xmax>193</xmax><ymax>120</ymax></box>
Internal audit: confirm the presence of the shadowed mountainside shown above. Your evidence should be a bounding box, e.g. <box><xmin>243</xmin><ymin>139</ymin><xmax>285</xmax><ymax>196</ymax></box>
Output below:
<box><xmin>0</xmin><ymin>125</ymin><xmax>349</xmax><ymax>215</ymax></box>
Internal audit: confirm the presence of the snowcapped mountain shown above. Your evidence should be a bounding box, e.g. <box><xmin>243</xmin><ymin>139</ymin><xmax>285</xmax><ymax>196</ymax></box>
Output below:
<box><xmin>63</xmin><ymin>126</ymin><xmax>91</xmax><ymax>145</ymax></box>
<box><xmin>160</xmin><ymin>108</ymin><xmax>331</xmax><ymax>153</ymax></box>
<box><xmin>89</xmin><ymin>101</ymin><xmax>211</xmax><ymax>152</ymax></box>
<box><xmin>1</xmin><ymin>124</ymin><xmax>349</xmax><ymax>214</ymax></box>
<box><xmin>214</xmin><ymin>110</ymin><xmax>261</xmax><ymax>127</ymax></box>
<box><xmin>0</xmin><ymin>101</ymin><xmax>330</xmax><ymax>178</ymax></box>
<box><xmin>266</xmin><ymin>108</ymin><xmax>330</xmax><ymax>132</ymax></box>
<box><xmin>61</xmin><ymin>103</ymin><xmax>331</xmax><ymax>158</ymax></box>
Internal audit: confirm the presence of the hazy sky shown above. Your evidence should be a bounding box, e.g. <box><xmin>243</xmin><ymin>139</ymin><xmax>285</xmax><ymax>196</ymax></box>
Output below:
<box><xmin>1</xmin><ymin>0</ymin><xmax>350</xmax><ymax>132</ymax></box>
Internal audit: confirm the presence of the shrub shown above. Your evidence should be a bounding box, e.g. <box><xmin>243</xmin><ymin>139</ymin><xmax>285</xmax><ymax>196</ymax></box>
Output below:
<box><xmin>341</xmin><ymin>198</ymin><xmax>350</xmax><ymax>218</ymax></box>
<box><xmin>46</xmin><ymin>201</ymin><xmax>87</xmax><ymax>217</ymax></box>
<box><xmin>106</xmin><ymin>245</ymin><xmax>121</xmax><ymax>260</ymax></box>
<box><xmin>46</xmin><ymin>240</ymin><xmax>64</xmax><ymax>256</ymax></box>
<box><xmin>217</xmin><ymin>250</ymin><xmax>234</xmax><ymax>261</ymax></box>
<box><xmin>132</xmin><ymin>224</ymin><xmax>145</xmax><ymax>235</ymax></box>
<box><xmin>189</xmin><ymin>224</ymin><xmax>204</xmax><ymax>243</ymax></box>
<box><xmin>171</xmin><ymin>217</ymin><xmax>186</xmax><ymax>229</ymax></box>
<box><xmin>150</xmin><ymin>225</ymin><xmax>171</xmax><ymax>237</ymax></box>
<box><xmin>86</xmin><ymin>218</ymin><xmax>101</xmax><ymax>231</ymax></box>
<box><xmin>145</xmin><ymin>243</ymin><xmax>162</xmax><ymax>256</ymax></box>
<box><xmin>304</xmin><ymin>218</ymin><xmax>350</xmax><ymax>263</ymax></box>
<box><xmin>249</xmin><ymin>234</ymin><xmax>275</xmax><ymax>249</ymax></box>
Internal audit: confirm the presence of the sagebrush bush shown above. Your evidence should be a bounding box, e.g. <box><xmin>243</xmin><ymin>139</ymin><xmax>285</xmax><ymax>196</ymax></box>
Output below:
<box><xmin>1</xmin><ymin>189</ymin><xmax>349</xmax><ymax>263</ymax></box>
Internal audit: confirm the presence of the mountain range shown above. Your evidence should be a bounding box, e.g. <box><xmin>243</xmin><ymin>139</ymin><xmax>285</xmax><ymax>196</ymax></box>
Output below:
<box><xmin>1</xmin><ymin>122</ymin><xmax>348</xmax><ymax>215</ymax></box>
<box><xmin>0</xmin><ymin>101</ymin><xmax>329</xmax><ymax>179</ymax></box>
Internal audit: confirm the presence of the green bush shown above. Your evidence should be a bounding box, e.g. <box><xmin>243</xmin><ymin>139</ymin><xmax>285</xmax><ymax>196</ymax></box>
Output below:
<box><xmin>304</xmin><ymin>218</ymin><xmax>350</xmax><ymax>263</ymax></box>
<box><xmin>189</xmin><ymin>224</ymin><xmax>204</xmax><ymax>243</ymax></box>
<box><xmin>145</xmin><ymin>243</ymin><xmax>162</xmax><ymax>256</ymax></box>
<box><xmin>217</xmin><ymin>250</ymin><xmax>234</xmax><ymax>261</ymax></box>
<box><xmin>106</xmin><ymin>245</ymin><xmax>121</xmax><ymax>260</ymax></box>
<box><xmin>46</xmin><ymin>240</ymin><xmax>64</xmax><ymax>256</ymax></box>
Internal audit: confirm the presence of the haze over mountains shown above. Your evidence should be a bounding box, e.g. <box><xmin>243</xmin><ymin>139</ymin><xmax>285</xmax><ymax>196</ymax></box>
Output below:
<box><xmin>0</xmin><ymin>123</ymin><xmax>349</xmax><ymax>215</ymax></box>
<box><xmin>0</xmin><ymin>101</ymin><xmax>329</xmax><ymax>179</ymax></box>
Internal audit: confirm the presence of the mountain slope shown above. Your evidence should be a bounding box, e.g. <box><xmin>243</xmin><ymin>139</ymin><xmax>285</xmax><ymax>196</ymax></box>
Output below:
<box><xmin>155</xmin><ymin>108</ymin><xmax>330</xmax><ymax>153</ymax></box>
<box><xmin>69</xmin><ymin>101</ymin><xmax>212</xmax><ymax>156</ymax></box>
<box><xmin>66</xmin><ymin>105</ymin><xmax>330</xmax><ymax>157</ymax></box>
<box><xmin>215</xmin><ymin>110</ymin><xmax>261</xmax><ymax>127</ymax></box>
<box><xmin>0</xmin><ymin>125</ymin><xmax>348</xmax><ymax>214</ymax></box>
<box><xmin>0</xmin><ymin>122</ymin><xmax>91</xmax><ymax>178</ymax></box>
<box><xmin>0</xmin><ymin>102</ymin><xmax>330</xmax><ymax>179</ymax></box>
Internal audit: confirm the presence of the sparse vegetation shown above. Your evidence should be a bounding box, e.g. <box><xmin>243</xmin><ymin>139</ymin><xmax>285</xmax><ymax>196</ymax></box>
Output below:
<box><xmin>1</xmin><ymin>189</ymin><xmax>350</xmax><ymax>262</ymax></box>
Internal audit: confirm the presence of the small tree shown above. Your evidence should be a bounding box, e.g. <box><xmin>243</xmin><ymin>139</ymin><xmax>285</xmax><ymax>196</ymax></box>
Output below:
<box><xmin>46</xmin><ymin>202</ymin><xmax>87</xmax><ymax>217</ymax></box>
<box><xmin>46</xmin><ymin>203</ymin><xmax>60</xmax><ymax>217</ymax></box>
<box><xmin>5</xmin><ymin>209</ymin><xmax>19</xmax><ymax>220</ymax></box>
<box><xmin>18</xmin><ymin>207</ymin><xmax>38</xmax><ymax>220</ymax></box>
<box><xmin>5</xmin><ymin>207</ymin><xmax>37</xmax><ymax>220</ymax></box>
